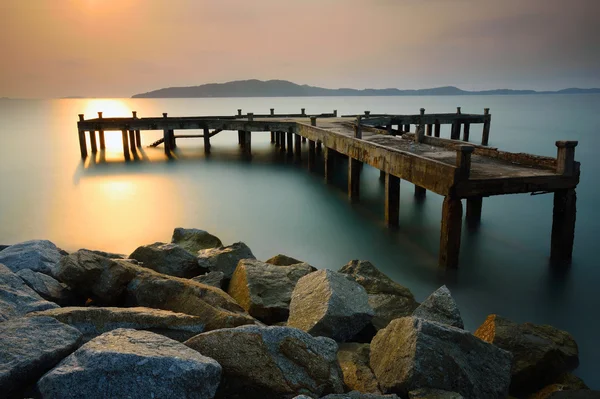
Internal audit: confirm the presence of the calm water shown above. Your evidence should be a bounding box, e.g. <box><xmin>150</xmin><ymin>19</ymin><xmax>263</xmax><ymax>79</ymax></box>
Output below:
<box><xmin>1</xmin><ymin>96</ymin><xmax>599</xmax><ymax>386</ymax></box>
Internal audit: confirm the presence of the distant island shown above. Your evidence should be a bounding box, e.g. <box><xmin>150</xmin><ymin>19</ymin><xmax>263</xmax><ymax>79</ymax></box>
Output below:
<box><xmin>132</xmin><ymin>79</ymin><xmax>600</xmax><ymax>98</ymax></box>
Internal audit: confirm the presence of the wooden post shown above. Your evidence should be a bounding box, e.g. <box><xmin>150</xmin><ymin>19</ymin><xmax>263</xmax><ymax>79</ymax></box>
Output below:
<box><xmin>245</xmin><ymin>113</ymin><xmax>253</xmax><ymax>155</ymax></box>
<box><xmin>355</xmin><ymin>116</ymin><xmax>362</xmax><ymax>139</ymax></box>
<box><xmin>439</xmin><ymin>196</ymin><xmax>463</xmax><ymax>268</ymax></box>
<box><xmin>128</xmin><ymin>130</ymin><xmax>136</xmax><ymax>152</ymax></box>
<box><xmin>122</xmin><ymin>129</ymin><xmax>131</xmax><ymax>159</ymax></box>
<box><xmin>238</xmin><ymin>130</ymin><xmax>245</xmax><ymax>146</ymax></box>
<box><xmin>238</xmin><ymin>109</ymin><xmax>242</xmax><ymax>117</ymax></box>
<box><xmin>275</xmin><ymin>131</ymin><xmax>281</xmax><ymax>147</ymax></box>
<box><xmin>97</xmin><ymin>112</ymin><xmax>106</xmax><ymax>150</ymax></box>
<box><xmin>333</xmin><ymin>110</ymin><xmax>338</xmax><ymax>117</ymax></box>
<box><xmin>287</xmin><ymin>130</ymin><xmax>293</xmax><ymax>156</ymax></box>
<box><xmin>295</xmin><ymin>133</ymin><xmax>301</xmax><ymax>158</ymax></box>
<box><xmin>385</xmin><ymin>173</ymin><xmax>400</xmax><ymax>227</ymax></box>
<box><xmin>415</xmin><ymin>108</ymin><xmax>425</xmax><ymax>143</ymax></box>
<box><xmin>270</xmin><ymin>132</ymin><xmax>275</xmax><ymax>143</ymax></box>
<box><xmin>415</xmin><ymin>108</ymin><xmax>427</xmax><ymax>196</ymax></box>
<box><xmin>466</xmin><ymin>197</ymin><xmax>483</xmax><ymax>227</ymax></box>
<box><xmin>426</xmin><ymin>124</ymin><xmax>433</xmax><ymax>136</ymax></box>
<box><xmin>78</xmin><ymin>114</ymin><xmax>87</xmax><ymax>158</ymax></box>
<box><xmin>270</xmin><ymin>108</ymin><xmax>274</xmax><ymax>116</ymax></box>
<box><xmin>414</xmin><ymin>185</ymin><xmax>426</xmax><ymax>199</ymax></box>
<box><xmin>456</xmin><ymin>145</ymin><xmax>474</xmax><ymax>179</ymax></box>
<box><xmin>135</xmin><ymin>130</ymin><xmax>141</xmax><ymax>148</ymax></box>
<box><xmin>316</xmin><ymin>140</ymin><xmax>322</xmax><ymax>152</ymax></box>
<box><xmin>482</xmin><ymin>108</ymin><xmax>491</xmax><ymax>146</ymax></box>
<box><xmin>203</xmin><ymin>127</ymin><xmax>211</xmax><ymax>154</ymax></box>
<box><xmin>434</xmin><ymin>120</ymin><xmax>441</xmax><ymax>137</ymax></box>
<box><xmin>451</xmin><ymin>107</ymin><xmax>461</xmax><ymax>140</ymax></box>
<box><xmin>170</xmin><ymin>130</ymin><xmax>177</xmax><ymax>149</ymax></box>
<box><xmin>324</xmin><ymin>147</ymin><xmax>335</xmax><ymax>183</ymax></box>
<box><xmin>348</xmin><ymin>158</ymin><xmax>362</xmax><ymax>200</ymax></box>
<box><xmin>551</xmin><ymin>189</ymin><xmax>577</xmax><ymax>261</ymax></box>
<box><xmin>280</xmin><ymin>131</ymin><xmax>286</xmax><ymax>153</ymax></box>
<box><xmin>364</xmin><ymin>111</ymin><xmax>371</xmax><ymax>116</ymax></box>
<box><xmin>556</xmin><ymin>141</ymin><xmax>578</xmax><ymax>176</ymax></box>
<box><xmin>163</xmin><ymin>129</ymin><xmax>170</xmax><ymax>155</ymax></box>
<box><xmin>308</xmin><ymin>140</ymin><xmax>316</xmax><ymax>171</ymax></box>
<box><xmin>301</xmin><ymin>108</ymin><xmax>306</xmax><ymax>116</ymax></box>
<box><xmin>404</xmin><ymin>124</ymin><xmax>410</xmax><ymax>132</ymax></box>
<box><xmin>463</xmin><ymin>123</ymin><xmax>470</xmax><ymax>141</ymax></box>
<box><xmin>89</xmin><ymin>130</ymin><xmax>98</xmax><ymax>153</ymax></box>
<box><xmin>380</xmin><ymin>170</ymin><xmax>386</xmax><ymax>180</ymax></box>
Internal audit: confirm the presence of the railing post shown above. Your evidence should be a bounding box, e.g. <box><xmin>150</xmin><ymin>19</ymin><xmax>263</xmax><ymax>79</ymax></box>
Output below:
<box><xmin>333</xmin><ymin>110</ymin><xmax>337</xmax><ymax>117</ymax></box>
<box><xmin>301</xmin><ymin>108</ymin><xmax>306</xmax><ymax>116</ymax></box>
<box><xmin>556</xmin><ymin>141</ymin><xmax>578</xmax><ymax>176</ymax></box>
<box><xmin>238</xmin><ymin>109</ymin><xmax>242</xmax><ymax>117</ymax></box>
<box><xmin>482</xmin><ymin>108</ymin><xmax>491</xmax><ymax>145</ymax></box>
<box><xmin>355</xmin><ymin>116</ymin><xmax>362</xmax><ymax>139</ymax></box>
<box><xmin>451</xmin><ymin>107</ymin><xmax>461</xmax><ymax>140</ymax></box>
<box><xmin>270</xmin><ymin>108</ymin><xmax>274</xmax><ymax>116</ymax></box>
<box><xmin>456</xmin><ymin>145</ymin><xmax>474</xmax><ymax>180</ymax></box>
<box><xmin>415</xmin><ymin>108</ymin><xmax>425</xmax><ymax>143</ymax></box>
<box><xmin>77</xmin><ymin>114</ymin><xmax>87</xmax><ymax>159</ymax></box>
<box><xmin>162</xmin><ymin>113</ymin><xmax>170</xmax><ymax>156</ymax></box>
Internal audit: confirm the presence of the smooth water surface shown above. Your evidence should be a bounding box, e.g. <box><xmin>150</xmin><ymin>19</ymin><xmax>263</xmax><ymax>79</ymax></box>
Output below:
<box><xmin>1</xmin><ymin>95</ymin><xmax>599</xmax><ymax>386</ymax></box>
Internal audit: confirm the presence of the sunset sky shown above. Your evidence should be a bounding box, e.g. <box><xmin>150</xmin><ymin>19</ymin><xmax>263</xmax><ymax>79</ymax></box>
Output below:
<box><xmin>1</xmin><ymin>0</ymin><xmax>599</xmax><ymax>98</ymax></box>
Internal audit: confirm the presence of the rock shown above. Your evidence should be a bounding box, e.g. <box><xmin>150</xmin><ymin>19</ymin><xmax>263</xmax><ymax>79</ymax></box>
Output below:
<box><xmin>55</xmin><ymin>250</ymin><xmax>138</xmax><ymax>305</ymax></box>
<box><xmin>546</xmin><ymin>392</ymin><xmax>600</xmax><ymax>399</ymax></box>
<box><xmin>370</xmin><ymin>316</ymin><xmax>512</xmax><ymax>398</ymax></box>
<box><xmin>337</xmin><ymin>343</ymin><xmax>381</xmax><ymax>394</ymax></box>
<box><xmin>528</xmin><ymin>373</ymin><xmax>589</xmax><ymax>399</ymax></box>
<box><xmin>474</xmin><ymin>314</ymin><xmax>579</xmax><ymax>396</ymax></box>
<box><xmin>56</xmin><ymin>250</ymin><xmax>256</xmax><ymax>330</ymax></box>
<box><xmin>0</xmin><ymin>245</ymin><xmax>9</xmax><ymax>251</ymax></box>
<box><xmin>129</xmin><ymin>242</ymin><xmax>204</xmax><ymax>278</ymax></box>
<box><xmin>339</xmin><ymin>260</ymin><xmax>418</xmax><ymax>330</ymax></box>
<box><xmin>0</xmin><ymin>239</ymin><xmax>62</xmax><ymax>277</ymax></box>
<box><xmin>266</xmin><ymin>254</ymin><xmax>311</xmax><ymax>268</ymax></box>
<box><xmin>0</xmin><ymin>316</ymin><xmax>82</xmax><ymax>398</ymax></box>
<box><xmin>228</xmin><ymin>259</ymin><xmax>315</xmax><ymax>324</ymax></box>
<box><xmin>27</xmin><ymin>306</ymin><xmax>207</xmax><ymax>342</ymax></box>
<box><xmin>85</xmin><ymin>249</ymin><xmax>126</xmax><ymax>259</ymax></box>
<box><xmin>197</xmin><ymin>242</ymin><xmax>256</xmax><ymax>280</ymax></box>
<box><xmin>191</xmin><ymin>271</ymin><xmax>226</xmax><ymax>289</ymax></box>
<box><xmin>37</xmin><ymin>328</ymin><xmax>221</xmax><ymax>399</ymax></box>
<box><xmin>16</xmin><ymin>269</ymin><xmax>82</xmax><ymax>306</ymax></box>
<box><xmin>408</xmin><ymin>389</ymin><xmax>464</xmax><ymax>398</ymax></box>
<box><xmin>412</xmin><ymin>285</ymin><xmax>464</xmax><ymax>329</ymax></box>
<box><xmin>0</xmin><ymin>263</ymin><xmax>58</xmax><ymax>321</ymax></box>
<box><xmin>172</xmin><ymin>227</ymin><xmax>223</xmax><ymax>253</ymax></box>
<box><xmin>185</xmin><ymin>325</ymin><xmax>345</xmax><ymax>399</ymax></box>
<box><xmin>321</xmin><ymin>393</ymin><xmax>400</xmax><ymax>399</ymax></box>
<box><xmin>287</xmin><ymin>269</ymin><xmax>374</xmax><ymax>342</ymax></box>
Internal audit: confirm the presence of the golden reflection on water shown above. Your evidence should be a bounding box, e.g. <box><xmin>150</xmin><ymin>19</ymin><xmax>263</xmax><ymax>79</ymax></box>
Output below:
<box><xmin>83</xmin><ymin>99</ymin><xmax>134</xmax><ymax>152</ymax></box>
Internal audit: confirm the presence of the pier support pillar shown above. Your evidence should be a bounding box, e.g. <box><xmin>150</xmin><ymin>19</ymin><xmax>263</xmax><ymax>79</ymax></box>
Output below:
<box><xmin>380</xmin><ymin>170</ymin><xmax>386</xmax><ymax>181</ymax></box>
<box><xmin>451</xmin><ymin>123</ymin><xmax>461</xmax><ymax>140</ymax></box>
<box><xmin>78</xmin><ymin>130</ymin><xmax>87</xmax><ymax>159</ymax></box>
<box><xmin>385</xmin><ymin>173</ymin><xmax>400</xmax><ymax>227</ymax></box>
<box><xmin>287</xmin><ymin>131</ymin><xmax>293</xmax><ymax>156</ymax></box>
<box><xmin>99</xmin><ymin>131</ymin><xmax>106</xmax><ymax>150</ymax></box>
<box><xmin>348</xmin><ymin>158</ymin><xmax>362</xmax><ymax>200</ymax></box>
<box><xmin>439</xmin><ymin>196</ymin><xmax>463</xmax><ymax>268</ymax></box>
<box><xmin>270</xmin><ymin>132</ymin><xmax>275</xmax><ymax>143</ymax></box>
<box><xmin>316</xmin><ymin>140</ymin><xmax>322</xmax><ymax>153</ymax></box>
<box><xmin>404</xmin><ymin>124</ymin><xmax>410</xmax><ymax>132</ymax></box>
<box><xmin>551</xmin><ymin>189</ymin><xmax>577</xmax><ymax>261</ymax></box>
<box><xmin>128</xmin><ymin>130</ymin><xmax>136</xmax><ymax>152</ymax></box>
<box><xmin>295</xmin><ymin>134</ymin><xmax>301</xmax><ymax>158</ymax></box>
<box><xmin>280</xmin><ymin>132</ymin><xmax>286</xmax><ymax>153</ymax></box>
<box><xmin>135</xmin><ymin>130</ymin><xmax>141</xmax><ymax>148</ymax></box>
<box><xmin>163</xmin><ymin>129</ymin><xmax>171</xmax><ymax>156</ymax></box>
<box><xmin>122</xmin><ymin>129</ymin><xmax>131</xmax><ymax>160</ymax></box>
<box><xmin>434</xmin><ymin>121</ymin><xmax>441</xmax><ymax>138</ymax></box>
<box><xmin>238</xmin><ymin>130</ymin><xmax>244</xmax><ymax>146</ymax></box>
<box><xmin>169</xmin><ymin>130</ymin><xmax>176</xmax><ymax>149</ymax></box>
<box><xmin>204</xmin><ymin>128</ymin><xmax>211</xmax><ymax>154</ymax></box>
<box><xmin>466</xmin><ymin>197</ymin><xmax>483</xmax><ymax>227</ymax></box>
<box><xmin>275</xmin><ymin>131</ymin><xmax>281</xmax><ymax>147</ymax></box>
<box><xmin>308</xmin><ymin>140</ymin><xmax>316</xmax><ymax>171</ymax></box>
<box><xmin>89</xmin><ymin>131</ymin><xmax>98</xmax><ymax>153</ymax></box>
<box><xmin>463</xmin><ymin>123</ymin><xmax>471</xmax><ymax>141</ymax></box>
<box><xmin>244</xmin><ymin>131</ymin><xmax>252</xmax><ymax>155</ymax></box>
<box><xmin>324</xmin><ymin>147</ymin><xmax>336</xmax><ymax>183</ymax></box>
<box><xmin>414</xmin><ymin>185</ymin><xmax>426</xmax><ymax>200</ymax></box>
<box><xmin>302</xmin><ymin>136</ymin><xmax>307</xmax><ymax>143</ymax></box>
<box><xmin>426</xmin><ymin>124</ymin><xmax>432</xmax><ymax>136</ymax></box>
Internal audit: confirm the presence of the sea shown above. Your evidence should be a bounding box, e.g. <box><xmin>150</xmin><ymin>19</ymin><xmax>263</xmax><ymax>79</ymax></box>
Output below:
<box><xmin>1</xmin><ymin>95</ymin><xmax>599</xmax><ymax>387</ymax></box>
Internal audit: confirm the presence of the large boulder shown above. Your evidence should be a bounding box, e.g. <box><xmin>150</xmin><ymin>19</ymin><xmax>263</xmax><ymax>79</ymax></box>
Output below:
<box><xmin>17</xmin><ymin>268</ymin><xmax>82</xmax><ymax>306</ymax></box>
<box><xmin>27</xmin><ymin>306</ymin><xmax>207</xmax><ymax>342</ymax></box>
<box><xmin>474</xmin><ymin>314</ymin><xmax>579</xmax><ymax>396</ymax></box>
<box><xmin>129</xmin><ymin>242</ymin><xmax>204</xmax><ymax>278</ymax></box>
<box><xmin>0</xmin><ymin>263</ymin><xmax>58</xmax><ymax>321</ymax></box>
<box><xmin>0</xmin><ymin>316</ymin><xmax>82</xmax><ymax>398</ymax></box>
<box><xmin>0</xmin><ymin>239</ymin><xmax>62</xmax><ymax>277</ymax></box>
<box><xmin>412</xmin><ymin>285</ymin><xmax>464</xmax><ymax>329</ymax></box>
<box><xmin>191</xmin><ymin>271</ymin><xmax>226</xmax><ymax>289</ymax></box>
<box><xmin>37</xmin><ymin>328</ymin><xmax>221</xmax><ymax>399</ymax></box>
<box><xmin>228</xmin><ymin>259</ymin><xmax>315</xmax><ymax>324</ymax></box>
<box><xmin>197</xmin><ymin>242</ymin><xmax>256</xmax><ymax>280</ymax></box>
<box><xmin>55</xmin><ymin>250</ymin><xmax>256</xmax><ymax>330</ymax></box>
<box><xmin>185</xmin><ymin>325</ymin><xmax>345</xmax><ymax>399</ymax></box>
<box><xmin>337</xmin><ymin>343</ymin><xmax>381</xmax><ymax>394</ymax></box>
<box><xmin>339</xmin><ymin>260</ymin><xmax>418</xmax><ymax>330</ymax></box>
<box><xmin>287</xmin><ymin>269</ymin><xmax>374</xmax><ymax>342</ymax></box>
<box><xmin>370</xmin><ymin>316</ymin><xmax>512</xmax><ymax>398</ymax></box>
<box><xmin>266</xmin><ymin>254</ymin><xmax>314</xmax><ymax>268</ymax></box>
<box><xmin>172</xmin><ymin>227</ymin><xmax>223</xmax><ymax>253</ymax></box>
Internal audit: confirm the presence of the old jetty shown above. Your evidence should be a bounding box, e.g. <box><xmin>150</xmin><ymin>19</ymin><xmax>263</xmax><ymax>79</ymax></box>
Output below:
<box><xmin>76</xmin><ymin>107</ymin><xmax>580</xmax><ymax>268</ymax></box>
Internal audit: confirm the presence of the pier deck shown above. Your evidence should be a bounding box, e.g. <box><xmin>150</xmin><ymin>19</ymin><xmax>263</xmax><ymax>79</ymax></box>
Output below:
<box><xmin>76</xmin><ymin>108</ymin><xmax>579</xmax><ymax>268</ymax></box>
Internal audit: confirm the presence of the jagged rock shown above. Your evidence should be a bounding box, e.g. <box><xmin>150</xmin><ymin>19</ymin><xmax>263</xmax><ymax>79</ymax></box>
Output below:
<box><xmin>266</xmin><ymin>254</ymin><xmax>313</xmax><ymax>268</ymax></box>
<box><xmin>527</xmin><ymin>373</ymin><xmax>589</xmax><ymax>399</ymax></box>
<box><xmin>0</xmin><ymin>316</ymin><xmax>82</xmax><ymax>398</ymax></box>
<box><xmin>412</xmin><ymin>285</ymin><xmax>464</xmax><ymax>329</ymax></box>
<box><xmin>339</xmin><ymin>260</ymin><xmax>418</xmax><ymax>330</ymax></box>
<box><xmin>475</xmin><ymin>314</ymin><xmax>579</xmax><ymax>396</ymax></box>
<box><xmin>0</xmin><ymin>239</ymin><xmax>62</xmax><ymax>277</ymax></box>
<box><xmin>228</xmin><ymin>259</ymin><xmax>315</xmax><ymax>324</ymax></box>
<box><xmin>546</xmin><ymin>392</ymin><xmax>600</xmax><ymax>399</ymax></box>
<box><xmin>337</xmin><ymin>343</ymin><xmax>381</xmax><ymax>394</ymax></box>
<box><xmin>321</xmin><ymin>393</ymin><xmax>400</xmax><ymax>399</ymax></box>
<box><xmin>129</xmin><ymin>242</ymin><xmax>204</xmax><ymax>278</ymax></box>
<box><xmin>56</xmin><ymin>250</ymin><xmax>256</xmax><ymax>330</ymax></box>
<box><xmin>191</xmin><ymin>271</ymin><xmax>226</xmax><ymax>289</ymax></box>
<box><xmin>172</xmin><ymin>227</ymin><xmax>223</xmax><ymax>253</ymax></box>
<box><xmin>37</xmin><ymin>328</ymin><xmax>221</xmax><ymax>399</ymax></box>
<box><xmin>27</xmin><ymin>307</ymin><xmax>207</xmax><ymax>342</ymax></box>
<box><xmin>409</xmin><ymin>389</ymin><xmax>464</xmax><ymax>398</ymax></box>
<box><xmin>0</xmin><ymin>245</ymin><xmax>9</xmax><ymax>251</ymax></box>
<box><xmin>0</xmin><ymin>263</ymin><xmax>58</xmax><ymax>321</ymax></box>
<box><xmin>185</xmin><ymin>325</ymin><xmax>345</xmax><ymax>399</ymax></box>
<box><xmin>287</xmin><ymin>269</ymin><xmax>374</xmax><ymax>342</ymax></box>
<box><xmin>370</xmin><ymin>316</ymin><xmax>512</xmax><ymax>398</ymax></box>
<box><xmin>197</xmin><ymin>242</ymin><xmax>256</xmax><ymax>280</ymax></box>
<box><xmin>86</xmin><ymin>250</ymin><xmax>126</xmax><ymax>259</ymax></box>
<box><xmin>55</xmin><ymin>250</ymin><xmax>138</xmax><ymax>305</ymax></box>
<box><xmin>17</xmin><ymin>269</ymin><xmax>82</xmax><ymax>306</ymax></box>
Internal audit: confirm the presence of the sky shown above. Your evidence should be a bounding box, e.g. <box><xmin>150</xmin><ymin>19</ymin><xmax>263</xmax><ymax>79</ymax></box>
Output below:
<box><xmin>1</xmin><ymin>0</ymin><xmax>599</xmax><ymax>98</ymax></box>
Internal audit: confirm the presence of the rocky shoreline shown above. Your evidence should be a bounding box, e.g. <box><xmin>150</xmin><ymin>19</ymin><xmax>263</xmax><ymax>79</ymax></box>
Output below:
<box><xmin>0</xmin><ymin>228</ymin><xmax>596</xmax><ymax>399</ymax></box>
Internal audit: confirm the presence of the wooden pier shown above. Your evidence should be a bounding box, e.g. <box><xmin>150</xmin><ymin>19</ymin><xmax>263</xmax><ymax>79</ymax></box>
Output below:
<box><xmin>77</xmin><ymin>107</ymin><xmax>580</xmax><ymax>268</ymax></box>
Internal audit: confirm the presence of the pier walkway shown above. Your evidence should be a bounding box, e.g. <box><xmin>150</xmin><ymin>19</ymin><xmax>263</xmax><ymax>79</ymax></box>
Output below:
<box><xmin>76</xmin><ymin>108</ymin><xmax>579</xmax><ymax>268</ymax></box>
